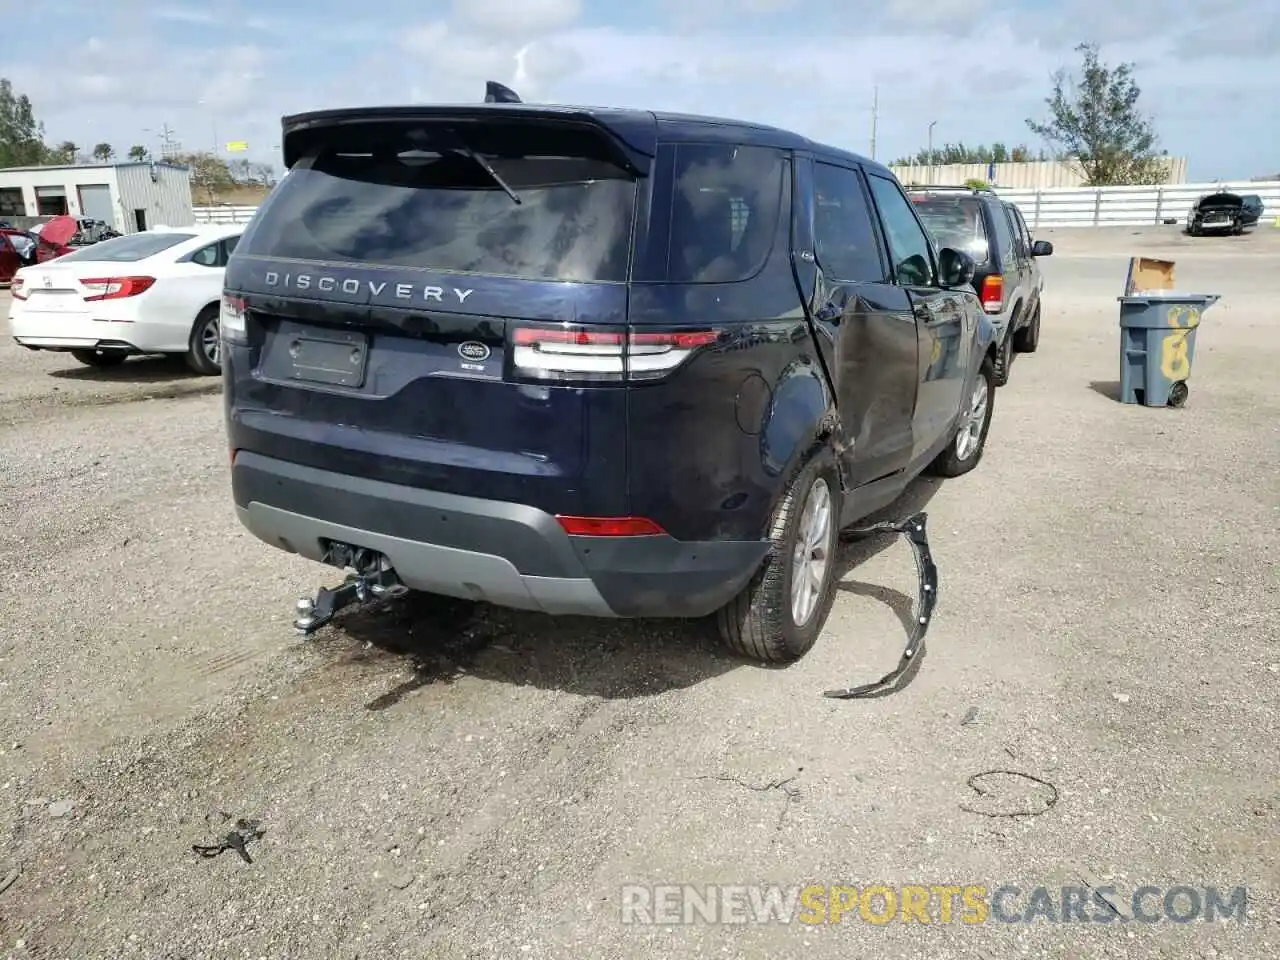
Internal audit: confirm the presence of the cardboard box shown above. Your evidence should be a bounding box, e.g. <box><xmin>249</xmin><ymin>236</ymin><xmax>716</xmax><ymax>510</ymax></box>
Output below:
<box><xmin>1124</xmin><ymin>257</ymin><xmax>1175</xmax><ymax>296</ymax></box>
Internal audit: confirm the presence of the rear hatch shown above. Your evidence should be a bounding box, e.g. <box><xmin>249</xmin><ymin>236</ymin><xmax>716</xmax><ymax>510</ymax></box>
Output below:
<box><xmin>17</xmin><ymin>231</ymin><xmax>192</xmax><ymax>314</ymax></box>
<box><xmin>225</xmin><ymin>107</ymin><xmax>658</xmax><ymax>518</ymax></box>
<box><xmin>909</xmin><ymin>194</ymin><xmax>990</xmax><ymax>264</ymax></box>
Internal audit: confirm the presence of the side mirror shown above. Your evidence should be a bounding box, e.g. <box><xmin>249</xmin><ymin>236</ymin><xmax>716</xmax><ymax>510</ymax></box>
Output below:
<box><xmin>1031</xmin><ymin>240</ymin><xmax>1053</xmax><ymax>257</ymax></box>
<box><xmin>937</xmin><ymin>247</ymin><xmax>976</xmax><ymax>288</ymax></box>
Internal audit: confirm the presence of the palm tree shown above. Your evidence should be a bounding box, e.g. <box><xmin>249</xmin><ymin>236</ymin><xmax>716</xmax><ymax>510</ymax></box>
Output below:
<box><xmin>92</xmin><ymin>142</ymin><xmax>115</xmax><ymax>162</ymax></box>
<box><xmin>127</xmin><ymin>144</ymin><xmax>149</xmax><ymax>161</ymax></box>
<box><xmin>55</xmin><ymin>141</ymin><xmax>78</xmax><ymax>163</ymax></box>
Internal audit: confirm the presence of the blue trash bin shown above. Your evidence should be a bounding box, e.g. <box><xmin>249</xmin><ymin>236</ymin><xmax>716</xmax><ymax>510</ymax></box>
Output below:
<box><xmin>1117</xmin><ymin>293</ymin><xmax>1220</xmax><ymax>407</ymax></box>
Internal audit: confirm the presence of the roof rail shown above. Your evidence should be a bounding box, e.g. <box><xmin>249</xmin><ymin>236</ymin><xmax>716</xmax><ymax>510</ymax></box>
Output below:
<box><xmin>904</xmin><ymin>183</ymin><xmax>998</xmax><ymax>196</ymax></box>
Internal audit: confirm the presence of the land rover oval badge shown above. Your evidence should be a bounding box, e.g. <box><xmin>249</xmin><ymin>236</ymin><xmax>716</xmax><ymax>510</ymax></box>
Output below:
<box><xmin>457</xmin><ymin>341</ymin><xmax>490</xmax><ymax>362</ymax></box>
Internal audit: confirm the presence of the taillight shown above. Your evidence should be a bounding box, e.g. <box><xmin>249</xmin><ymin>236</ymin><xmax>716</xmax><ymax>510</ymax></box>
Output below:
<box><xmin>555</xmin><ymin>515</ymin><xmax>666</xmax><ymax>537</ymax></box>
<box><xmin>81</xmin><ymin>276</ymin><xmax>156</xmax><ymax>302</ymax></box>
<box><xmin>220</xmin><ymin>294</ymin><xmax>247</xmax><ymax>344</ymax></box>
<box><xmin>511</xmin><ymin>326</ymin><xmax>719</xmax><ymax>383</ymax></box>
<box><xmin>10</xmin><ymin>277</ymin><xmax>25</xmax><ymax>300</ymax></box>
<box><xmin>979</xmin><ymin>275</ymin><xmax>1004</xmax><ymax>314</ymax></box>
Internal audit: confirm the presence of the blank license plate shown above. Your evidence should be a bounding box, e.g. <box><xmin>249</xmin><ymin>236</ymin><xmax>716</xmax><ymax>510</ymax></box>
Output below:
<box><xmin>288</xmin><ymin>332</ymin><xmax>368</xmax><ymax>387</ymax></box>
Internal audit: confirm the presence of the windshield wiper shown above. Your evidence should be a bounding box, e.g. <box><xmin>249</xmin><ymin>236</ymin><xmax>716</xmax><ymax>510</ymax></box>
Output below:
<box><xmin>454</xmin><ymin>143</ymin><xmax>521</xmax><ymax>205</ymax></box>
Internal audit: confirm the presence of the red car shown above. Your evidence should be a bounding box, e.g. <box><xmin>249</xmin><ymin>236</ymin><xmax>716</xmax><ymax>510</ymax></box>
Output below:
<box><xmin>0</xmin><ymin>230</ymin><xmax>21</xmax><ymax>285</ymax></box>
<box><xmin>34</xmin><ymin>215</ymin><xmax>79</xmax><ymax>263</ymax></box>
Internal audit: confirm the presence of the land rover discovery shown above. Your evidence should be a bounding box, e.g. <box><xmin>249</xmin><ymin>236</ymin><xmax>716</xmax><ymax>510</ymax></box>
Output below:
<box><xmin>222</xmin><ymin>98</ymin><xmax>998</xmax><ymax>663</ymax></box>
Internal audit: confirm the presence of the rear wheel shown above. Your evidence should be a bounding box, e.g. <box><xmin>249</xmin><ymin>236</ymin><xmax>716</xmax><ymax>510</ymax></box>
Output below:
<box><xmin>715</xmin><ymin>447</ymin><xmax>842</xmax><ymax>663</ymax></box>
<box><xmin>185</xmin><ymin>304</ymin><xmax>221</xmax><ymax>375</ymax></box>
<box><xmin>70</xmin><ymin>349</ymin><xmax>126</xmax><ymax>368</ymax></box>
<box><xmin>927</xmin><ymin>356</ymin><xmax>995</xmax><ymax>478</ymax></box>
<box><xmin>1013</xmin><ymin>302</ymin><xmax>1040</xmax><ymax>353</ymax></box>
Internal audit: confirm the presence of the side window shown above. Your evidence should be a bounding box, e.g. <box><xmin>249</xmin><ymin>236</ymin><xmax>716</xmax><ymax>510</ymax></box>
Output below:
<box><xmin>812</xmin><ymin>162</ymin><xmax>885</xmax><ymax>283</ymax></box>
<box><xmin>189</xmin><ymin>242</ymin><xmax>221</xmax><ymax>267</ymax></box>
<box><xmin>865</xmin><ymin>174</ymin><xmax>936</xmax><ymax>287</ymax></box>
<box><xmin>1014</xmin><ymin>207</ymin><xmax>1034</xmax><ymax>250</ymax></box>
<box><xmin>988</xmin><ymin>202</ymin><xmax>1017</xmax><ymax>264</ymax></box>
<box><xmin>667</xmin><ymin>143</ymin><xmax>785</xmax><ymax>283</ymax></box>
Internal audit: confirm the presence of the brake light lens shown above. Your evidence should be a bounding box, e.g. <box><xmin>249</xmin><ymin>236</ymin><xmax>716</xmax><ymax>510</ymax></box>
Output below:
<box><xmin>979</xmin><ymin>275</ymin><xmax>1004</xmax><ymax>314</ymax></box>
<box><xmin>10</xmin><ymin>277</ymin><xmax>25</xmax><ymax>300</ymax></box>
<box><xmin>511</xmin><ymin>326</ymin><xmax>719</xmax><ymax>382</ymax></box>
<box><xmin>80</xmin><ymin>276</ymin><xmax>156</xmax><ymax>301</ymax></box>
<box><xmin>555</xmin><ymin>515</ymin><xmax>666</xmax><ymax>537</ymax></box>
<box><xmin>220</xmin><ymin>294</ymin><xmax>247</xmax><ymax>343</ymax></box>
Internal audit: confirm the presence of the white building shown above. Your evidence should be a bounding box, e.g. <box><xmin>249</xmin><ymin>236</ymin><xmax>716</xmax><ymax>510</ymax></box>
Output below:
<box><xmin>0</xmin><ymin>161</ymin><xmax>195</xmax><ymax>234</ymax></box>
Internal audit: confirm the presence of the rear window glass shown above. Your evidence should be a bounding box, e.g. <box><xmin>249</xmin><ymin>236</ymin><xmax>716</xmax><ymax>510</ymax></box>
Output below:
<box><xmin>910</xmin><ymin>197</ymin><xmax>989</xmax><ymax>263</ymax></box>
<box><xmin>666</xmin><ymin>144</ymin><xmax>784</xmax><ymax>283</ymax></box>
<box><xmin>239</xmin><ymin>125</ymin><xmax>639</xmax><ymax>283</ymax></box>
<box><xmin>55</xmin><ymin>232</ymin><xmax>194</xmax><ymax>262</ymax></box>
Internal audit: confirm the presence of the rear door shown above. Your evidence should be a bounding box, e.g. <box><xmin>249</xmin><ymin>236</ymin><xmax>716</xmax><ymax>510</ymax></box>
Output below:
<box><xmin>225</xmin><ymin>112</ymin><xmax>655</xmax><ymax>518</ymax></box>
<box><xmin>0</xmin><ymin>233</ymin><xmax>18</xmax><ymax>283</ymax></box>
<box><xmin>865</xmin><ymin>173</ymin><xmax>968</xmax><ymax>459</ymax></box>
<box><xmin>1008</xmin><ymin>204</ymin><xmax>1041</xmax><ymax>311</ymax></box>
<box><xmin>803</xmin><ymin>158</ymin><xmax>916</xmax><ymax>486</ymax></box>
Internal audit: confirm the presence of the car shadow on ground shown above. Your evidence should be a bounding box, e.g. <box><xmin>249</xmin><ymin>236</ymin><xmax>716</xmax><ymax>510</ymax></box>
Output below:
<box><xmin>323</xmin><ymin>474</ymin><xmax>946</xmax><ymax>707</ymax></box>
<box><xmin>322</xmin><ymin>589</ymin><xmax>737</xmax><ymax>706</ymax></box>
<box><xmin>1088</xmin><ymin>379</ymin><xmax>1123</xmax><ymax>402</ymax></box>
<box><xmin>47</xmin><ymin>354</ymin><xmax>198</xmax><ymax>383</ymax></box>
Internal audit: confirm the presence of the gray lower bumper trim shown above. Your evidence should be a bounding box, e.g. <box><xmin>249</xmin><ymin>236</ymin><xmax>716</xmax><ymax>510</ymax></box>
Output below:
<box><xmin>237</xmin><ymin>503</ymin><xmax>617</xmax><ymax>618</ymax></box>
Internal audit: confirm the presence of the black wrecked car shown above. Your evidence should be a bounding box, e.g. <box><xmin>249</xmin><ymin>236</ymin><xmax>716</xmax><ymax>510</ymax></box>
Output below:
<box><xmin>221</xmin><ymin>85</ymin><xmax>999</xmax><ymax>665</ymax></box>
<box><xmin>1185</xmin><ymin>190</ymin><xmax>1262</xmax><ymax>236</ymax></box>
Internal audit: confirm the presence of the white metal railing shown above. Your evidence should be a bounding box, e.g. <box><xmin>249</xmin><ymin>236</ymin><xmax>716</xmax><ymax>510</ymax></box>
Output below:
<box><xmin>194</xmin><ymin>179</ymin><xmax>1280</xmax><ymax>231</ymax></box>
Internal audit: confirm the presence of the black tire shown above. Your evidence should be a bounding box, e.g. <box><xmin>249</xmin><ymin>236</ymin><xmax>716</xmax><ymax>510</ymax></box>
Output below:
<box><xmin>70</xmin><ymin>349</ymin><xmax>126</xmax><ymax>368</ymax></box>
<box><xmin>992</xmin><ymin>326</ymin><xmax>1014</xmax><ymax>386</ymax></box>
<box><xmin>185</xmin><ymin>304</ymin><xmax>222</xmax><ymax>376</ymax></box>
<box><xmin>926</xmin><ymin>356</ymin><xmax>995</xmax><ymax>479</ymax></box>
<box><xmin>1013</xmin><ymin>302</ymin><xmax>1040</xmax><ymax>354</ymax></box>
<box><xmin>715</xmin><ymin>446</ymin><xmax>842</xmax><ymax>663</ymax></box>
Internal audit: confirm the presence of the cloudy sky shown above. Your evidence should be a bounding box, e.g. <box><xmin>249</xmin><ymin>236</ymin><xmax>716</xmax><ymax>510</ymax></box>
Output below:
<box><xmin>5</xmin><ymin>0</ymin><xmax>1278</xmax><ymax>180</ymax></box>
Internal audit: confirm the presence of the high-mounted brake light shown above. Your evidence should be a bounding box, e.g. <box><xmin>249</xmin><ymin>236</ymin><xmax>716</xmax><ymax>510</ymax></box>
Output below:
<box><xmin>220</xmin><ymin>294</ymin><xmax>248</xmax><ymax>343</ymax></box>
<box><xmin>555</xmin><ymin>515</ymin><xmax>666</xmax><ymax>537</ymax></box>
<box><xmin>80</xmin><ymin>276</ymin><xmax>156</xmax><ymax>302</ymax></box>
<box><xmin>511</xmin><ymin>326</ymin><xmax>719</xmax><ymax>382</ymax></box>
<box><xmin>10</xmin><ymin>277</ymin><xmax>25</xmax><ymax>300</ymax></box>
<box><xmin>979</xmin><ymin>275</ymin><xmax>1003</xmax><ymax>314</ymax></box>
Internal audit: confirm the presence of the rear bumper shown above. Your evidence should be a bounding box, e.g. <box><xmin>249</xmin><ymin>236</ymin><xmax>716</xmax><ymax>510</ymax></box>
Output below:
<box><xmin>231</xmin><ymin>451</ymin><xmax>770</xmax><ymax>619</ymax></box>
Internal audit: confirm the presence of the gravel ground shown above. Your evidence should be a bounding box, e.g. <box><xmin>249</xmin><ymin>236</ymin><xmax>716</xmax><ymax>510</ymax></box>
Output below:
<box><xmin>0</xmin><ymin>226</ymin><xmax>1276</xmax><ymax>959</ymax></box>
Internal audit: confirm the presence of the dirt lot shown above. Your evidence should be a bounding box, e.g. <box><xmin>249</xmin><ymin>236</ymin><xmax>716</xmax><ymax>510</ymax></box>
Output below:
<box><xmin>0</xmin><ymin>226</ymin><xmax>1276</xmax><ymax>959</ymax></box>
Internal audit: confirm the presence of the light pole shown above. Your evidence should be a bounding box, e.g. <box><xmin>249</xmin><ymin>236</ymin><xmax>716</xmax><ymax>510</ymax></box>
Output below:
<box><xmin>928</xmin><ymin>120</ymin><xmax>937</xmax><ymax>183</ymax></box>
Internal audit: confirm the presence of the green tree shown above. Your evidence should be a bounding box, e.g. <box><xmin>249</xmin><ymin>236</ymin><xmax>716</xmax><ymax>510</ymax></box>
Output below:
<box><xmin>0</xmin><ymin>77</ymin><xmax>49</xmax><ymax>166</ymax></box>
<box><xmin>127</xmin><ymin>144</ymin><xmax>149</xmax><ymax>161</ymax></box>
<box><xmin>92</xmin><ymin>142</ymin><xmax>114</xmax><ymax>162</ymax></box>
<box><xmin>54</xmin><ymin>140</ymin><xmax>78</xmax><ymax>163</ymax></box>
<box><xmin>892</xmin><ymin>142</ymin><xmax>1045</xmax><ymax>166</ymax></box>
<box><xmin>1026</xmin><ymin>42</ymin><xmax>1168</xmax><ymax>185</ymax></box>
<box><xmin>174</xmin><ymin>150</ymin><xmax>235</xmax><ymax>203</ymax></box>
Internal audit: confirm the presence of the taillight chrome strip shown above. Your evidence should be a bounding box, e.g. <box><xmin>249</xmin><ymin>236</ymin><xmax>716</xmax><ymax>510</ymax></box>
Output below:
<box><xmin>511</xmin><ymin>326</ymin><xmax>720</xmax><ymax>383</ymax></box>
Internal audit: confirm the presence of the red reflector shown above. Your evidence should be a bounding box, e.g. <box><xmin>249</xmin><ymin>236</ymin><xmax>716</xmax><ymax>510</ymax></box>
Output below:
<box><xmin>513</xmin><ymin>328</ymin><xmax>625</xmax><ymax>346</ymax></box>
<box><xmin>555</xmin><ymin>515</ymin><xmax>666</xmax><ymax>537</ymax></box>
<box><xmin>628</xmin><ymin>330</ymin><xmax>720</xmax><ymax>348</ymax></box>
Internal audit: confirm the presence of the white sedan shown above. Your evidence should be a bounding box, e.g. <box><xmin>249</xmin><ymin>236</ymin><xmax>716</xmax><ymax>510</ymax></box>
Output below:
<box><xmin>7</xmin><ymin>224</ymin><xmax>243</xmax><ymax>375</ymax></box>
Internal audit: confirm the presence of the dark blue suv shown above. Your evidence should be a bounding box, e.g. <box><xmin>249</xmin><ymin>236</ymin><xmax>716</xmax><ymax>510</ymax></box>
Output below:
<box><xmin>220</xmin><ymin>99</ymin><xmax>997</xmax><ymax>664</ymax></box>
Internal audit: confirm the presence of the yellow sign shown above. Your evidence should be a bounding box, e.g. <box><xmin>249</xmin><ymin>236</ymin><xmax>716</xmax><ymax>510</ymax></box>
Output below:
<box><xmin>225</xmin><ymin>140</ymin><xmax>248</xmax><ymax>152</ymax></box>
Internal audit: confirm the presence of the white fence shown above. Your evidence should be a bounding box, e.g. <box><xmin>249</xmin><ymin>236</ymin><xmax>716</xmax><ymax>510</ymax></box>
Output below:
<box><xmin>193</xmin><ymin>179</ymin><xmax>1280</xmax><ymax>232</ymax></box>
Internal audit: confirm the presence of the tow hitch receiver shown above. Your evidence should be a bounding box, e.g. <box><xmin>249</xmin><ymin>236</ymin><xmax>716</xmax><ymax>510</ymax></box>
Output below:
<box><xmin>293</xmin><ymin>545</ymin><xmax>408</xmax><ymax>636</ymax></box>
<box><xmin>824</xmin><ymin>511</ymin><xmax>938</xmax><ymax>700</ymax></box>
